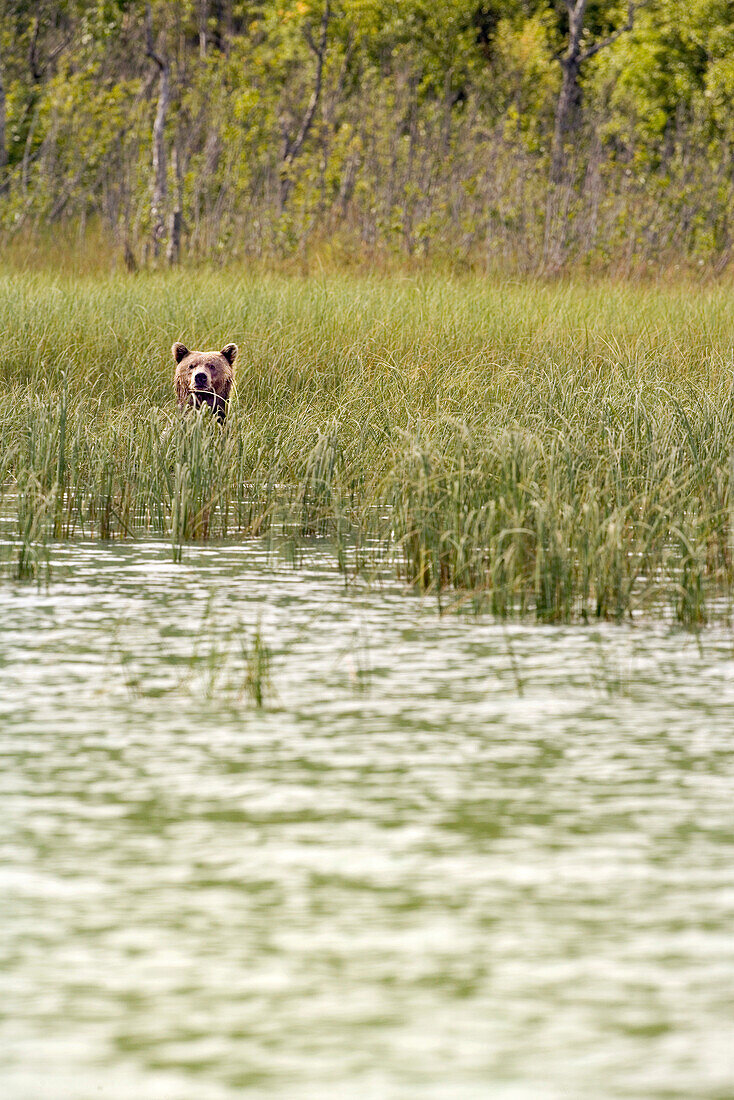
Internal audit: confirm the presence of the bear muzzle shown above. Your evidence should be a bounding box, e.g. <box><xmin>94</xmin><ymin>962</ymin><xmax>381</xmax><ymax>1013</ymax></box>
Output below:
<box><xmin>192</xmin><ymin>368</ymin><xmax>212</xmax><ymax>392</ymax></box>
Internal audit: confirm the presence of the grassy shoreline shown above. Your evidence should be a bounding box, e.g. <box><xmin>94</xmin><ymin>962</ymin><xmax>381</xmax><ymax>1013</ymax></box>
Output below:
<box><xmin>2</xmin><ymin>269</ymin><xmax>733</xmax><ymax>623</ymax></box>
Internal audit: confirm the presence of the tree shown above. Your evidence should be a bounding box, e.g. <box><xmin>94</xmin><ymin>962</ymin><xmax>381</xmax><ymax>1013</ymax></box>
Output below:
<box><xmin>279</xmin><ymin>0</ymin><xmax>332</xmax><ymax>209</ymax></box>
<box><xmin>0</xmin><ymin>51</ymin><xmax>6</xmax><ymax>178</ymax></box>
<box><xmin>145</xmin><ymin>2</ymin><xmax>171</xmax><ymax>256</ymax></box>
<box><xmin>550</xmin><ymin>0</ymin><xmax>643</xmax><ymax>182</ymax></box>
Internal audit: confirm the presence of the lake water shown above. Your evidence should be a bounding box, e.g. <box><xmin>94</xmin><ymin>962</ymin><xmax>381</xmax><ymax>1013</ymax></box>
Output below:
<box><xmin>2</xmin><ymin>538</ymin><xmax>734</xmax><ymax>1099</ymax></box>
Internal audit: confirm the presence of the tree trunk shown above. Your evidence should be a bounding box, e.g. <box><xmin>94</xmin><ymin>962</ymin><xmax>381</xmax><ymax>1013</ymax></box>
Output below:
<box><xmin>21</xmin><ymin>105</ymin><xmax>38</xmax><ymax>194</ymax></box>
<box><xmin>167</xmin><ymin>143</ymin><xmax>183</xmax><ymax>265</ymax></box>
<box><xmin>150</xmin><ymin>61</ymin><xmax>169</xmax><ymax>256</ymax></box>
<box><xmin>210</xmin><ymin>0</ymin><xmax>230</xmax><ymax>54</ymax></box>
<box><xmin>0</xmin><ymin>54</ymin><xmax>7</xmax><ymax>194</ymax></box>
<box><xmin>550</xmin><ymin>1</ymin><xmax>640</xmax><ymax>184</ymax></box>
<box><xmin>124</xmin><ymin>238</ymin><xmax>138</xmax><ymax>273</ymax></box>
<box><xmin>280</xmin><ymin>0</ymin><xmax>331</xmax><ymax>211</ymax></box>
<box><xmin>550</xmin><ymin>0</ymin><xmax>587</xmax><ymax>184</ymax></box>
<box><xmin>198</xmin><ymin>0</ymin><xmax>208</xmax><ymax>58</ymax></box>
<box><xmin>545</xmin><ymin>0</ymin><xmax>640</xmax><ymax>267</ymax></box>
<box><xmin>146</xmin><ymin>4</ymin><xmax>170</xmax><ymax>258</ymax></box>
<box><xmin>0</xmin><ymin>58</ymin><xmax>6</xmax><ymax>169</ymax></box>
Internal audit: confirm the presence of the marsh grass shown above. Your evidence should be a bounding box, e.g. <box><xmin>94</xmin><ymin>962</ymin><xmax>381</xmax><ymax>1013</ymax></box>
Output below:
<box><xmin>109</xmin><ymin>609</ymin><xmax>276</xmax><ymax>708</ymax></box>
<box><xmin>241</xmin><ymin>624</ymin><xmax>274</xmax><ymax>709</ymax></box>
<box><xmin>2</xmin><ymin>268</ymin><xmax>733</xmax><ymax>622</ymax></box>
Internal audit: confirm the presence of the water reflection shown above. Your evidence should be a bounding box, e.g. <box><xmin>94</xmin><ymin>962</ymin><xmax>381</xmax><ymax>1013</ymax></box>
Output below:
<box><xmin>2</xmin><ymin>540</ymin><xmax>734</xmax><ymax>1099</ymax></box>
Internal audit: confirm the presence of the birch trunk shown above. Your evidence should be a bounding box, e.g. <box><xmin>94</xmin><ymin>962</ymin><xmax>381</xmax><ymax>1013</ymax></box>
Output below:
<box><xmin>550</xmin><ymin>0</ymin><xmax>587</xmax><ymax>185</ymax></box>
<box><xmin>167</xmin><ymin>143</ymin><xmax>183</xmax><ymax>265</ymax></box>
<box><xmin>280</xmin><ymin>0</ymin><xmax>331</xmax><ymax>210</ymax></box>
<box><xmin>0</xmin><ymin>57</ymin><xmax>6</xmax><ymax>172</ymax></box>
<box><xmin>150</xmin><ymin>61</ymin><xmax>169</xmax><ymax>257</ymax></box>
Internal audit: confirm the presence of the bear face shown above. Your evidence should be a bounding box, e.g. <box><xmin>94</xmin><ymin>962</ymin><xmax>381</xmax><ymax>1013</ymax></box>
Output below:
<box><xmin>172</xmin><ymin>342</ymin><xmax>237</xmax><ymax>422</ymax></box>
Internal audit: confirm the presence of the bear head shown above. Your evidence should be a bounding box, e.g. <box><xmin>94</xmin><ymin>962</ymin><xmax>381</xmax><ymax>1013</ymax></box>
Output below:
<box><xmin>172</xmin><ymin>342</ymin><xmax>237</xmax><ymax>423</ymax></box>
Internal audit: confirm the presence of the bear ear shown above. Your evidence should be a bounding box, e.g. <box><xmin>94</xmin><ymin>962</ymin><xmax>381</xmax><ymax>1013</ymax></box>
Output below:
<box><xmin>172</xmin><ymin>342</ymin><xmax>189</xmax><ymax>363</ymax></box>
<box><xmin>220</xmin><ymin>343</ymin><xmax>238</xmax><ymax>365</ymax></box>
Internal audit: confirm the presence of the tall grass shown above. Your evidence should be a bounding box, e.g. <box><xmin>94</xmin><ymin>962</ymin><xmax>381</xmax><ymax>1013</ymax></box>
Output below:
<box><xmin>1</xmin><ymin>268</ymin><xmax>732</xmax><ymax>622</ymax></box>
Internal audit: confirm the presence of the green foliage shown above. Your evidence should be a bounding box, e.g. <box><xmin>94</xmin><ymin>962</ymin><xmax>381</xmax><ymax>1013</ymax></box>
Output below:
<box><xmin>1</xmin><ymin>0</ymin><xmax>733</xmax><ymax>268</ymax></box>
<box><xmin>593</xmin><ymin>0</ymin><xmax>734</xmax><ymax>148</ymax></box>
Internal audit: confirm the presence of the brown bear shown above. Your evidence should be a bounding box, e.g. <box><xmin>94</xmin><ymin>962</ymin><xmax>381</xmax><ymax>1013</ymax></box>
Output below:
<box><xmin>172</xmin><ymin>342</ymin><xmax>237</xmax><ymax>423</ymax></box>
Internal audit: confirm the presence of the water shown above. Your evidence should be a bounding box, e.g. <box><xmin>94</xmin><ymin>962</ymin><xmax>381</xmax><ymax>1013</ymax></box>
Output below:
<box><xmin>2</xmin><ymin>539</ymin><xmax>734</xmax><ymax>1099</ymax></box>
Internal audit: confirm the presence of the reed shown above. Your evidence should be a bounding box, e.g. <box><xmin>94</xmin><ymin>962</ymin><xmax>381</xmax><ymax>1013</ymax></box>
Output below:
<box><xmin>1</xmin><ymin>267</ymin><xmax>732</xmax><ymax>622</ymax></box>
<box><xmin>241</xmin><ymin>624</ymin><xmax>273</xmax><ymax>709</ymax></box>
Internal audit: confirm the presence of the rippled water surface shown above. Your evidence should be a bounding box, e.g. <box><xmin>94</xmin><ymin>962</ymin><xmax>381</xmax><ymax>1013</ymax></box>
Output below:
<box><xmin>2</xmin><ymin>539</ymin><xmax>734</xmax><ymax>1099</ymax></box>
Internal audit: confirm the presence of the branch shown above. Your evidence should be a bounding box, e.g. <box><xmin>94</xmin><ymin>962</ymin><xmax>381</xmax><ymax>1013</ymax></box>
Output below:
<box><xmin>283</xmin><ymin>0</ymin><xmax>331</xmax><ymax>166</ymax></box>
<box><xmin>145</xmin><ymin>3</ymin><xmax>167</xmax><ymax>71</ymax></box>
<box><xmin>29</xmin><ymin>17</ymin><xmax>41</xmax><ymax>82</ymax></box>
<box><xmin>46</xmin><ymin>37</ymin><xmax>70</xmax><ymax>69</ymax></box>
<box><xmin>28</xmin><ymin>17</ymin><xmax>69</xmax><ymax>81</ymax></box>
<box><xmin>304</xmin><ymin>0</ymin><xmax>330</xmax><ymax>59</ymax></box>
<box><xmin>579</xmin><ymin>1</ymin><xmax>646</xmax><ymax>63</ymax></box>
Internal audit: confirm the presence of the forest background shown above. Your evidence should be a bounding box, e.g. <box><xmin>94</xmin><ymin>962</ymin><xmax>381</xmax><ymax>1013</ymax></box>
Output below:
<box><xmin>1</xmin><ymin>0</ymin><xmax>733</xmax><ymax>274</ymax></box>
